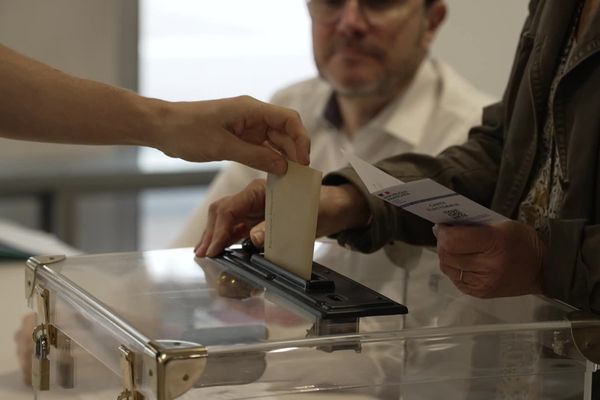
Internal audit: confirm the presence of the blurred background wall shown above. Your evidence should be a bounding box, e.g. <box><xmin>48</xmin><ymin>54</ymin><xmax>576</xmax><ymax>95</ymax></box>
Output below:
<box><xmin>0</xmin><ymin>0</ymin><xmax>528</xmax><ymax>253</ymax></box>
<box><xmin>0</xmin><ymin>0</ymin><xmax>140</xmax><ymax>252</ymax></box>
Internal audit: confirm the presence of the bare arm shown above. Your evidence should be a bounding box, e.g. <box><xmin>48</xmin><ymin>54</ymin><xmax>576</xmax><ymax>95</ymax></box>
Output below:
<box><xmin>0</xmin><ymin>44</ymin><xmax>310</xmax><ymax>174</ymax></box>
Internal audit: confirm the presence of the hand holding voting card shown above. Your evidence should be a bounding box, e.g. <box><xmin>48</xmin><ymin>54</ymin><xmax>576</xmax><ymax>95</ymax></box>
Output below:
<box><xmin>346</xmin><ymin>154</ymin><xmax>506</xmax><ymax>225</ymax></box>
<box><xmin>265</xmin><ymin>161</ymin><xmax>322</xmax><ymax>280</ymax></box>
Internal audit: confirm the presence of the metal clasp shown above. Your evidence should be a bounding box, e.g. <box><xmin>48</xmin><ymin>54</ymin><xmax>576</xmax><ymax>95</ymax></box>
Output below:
<box><xmin>31</xmin><ymin>287</ymin><xmax>56</xmax><ymax>391</ymax></box>
<box><xmin>32</xmin><ymin>324</ymin><xmax>50</xmax><ymax>391</ymax></box>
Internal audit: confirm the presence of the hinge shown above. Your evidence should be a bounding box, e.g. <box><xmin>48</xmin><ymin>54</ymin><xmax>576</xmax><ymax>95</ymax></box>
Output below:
<box><xmin>118</xmin><ymin>346</ymin><xmax>144</xmax><ymax>400</ymax></box>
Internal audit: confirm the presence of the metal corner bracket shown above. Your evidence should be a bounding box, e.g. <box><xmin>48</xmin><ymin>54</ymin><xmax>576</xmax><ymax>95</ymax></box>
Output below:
<box><xmin>25</xmin><ymin>255</ymin><xmax>66</xmax><ymax>300</ymax></box>
<box><xmin>147</xmin><ymin>340</ymin><xmax>208</xmax><ymax>400</ymax></box>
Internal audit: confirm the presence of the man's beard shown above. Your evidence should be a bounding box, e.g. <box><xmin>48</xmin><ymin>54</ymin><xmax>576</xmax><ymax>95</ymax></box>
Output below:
<box><xmin>328</xmin><ymin>74</ymin><xmax>388</xmax><ymax>97</ymax></box>
<box><xmin>315</xmin><ymin>38</ymin><xmax>400</xmax><ymax>97</ymax></box>
<box><xmin>318</xmin><ymin>62</ymin><xmax>407</xmax><ymax>99</ymax></box>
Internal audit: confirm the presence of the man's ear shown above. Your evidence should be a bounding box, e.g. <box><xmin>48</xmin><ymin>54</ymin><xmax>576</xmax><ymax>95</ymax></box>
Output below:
<box><xmin>423</xmin><ymin>0</ymin><xmax>447</xmax><ymax>47</ymax></box>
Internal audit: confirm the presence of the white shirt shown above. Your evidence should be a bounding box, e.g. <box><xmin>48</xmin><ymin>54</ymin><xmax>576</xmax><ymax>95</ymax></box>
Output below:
<box><xmin>172</xmin><ymin>58</ymin><xmax>494</xmax><ymax>248</ymax></box>
<box><xmin>172</xmin><ymin>59</ymin><xmax>495</xmax><ymax>399</ymax></box>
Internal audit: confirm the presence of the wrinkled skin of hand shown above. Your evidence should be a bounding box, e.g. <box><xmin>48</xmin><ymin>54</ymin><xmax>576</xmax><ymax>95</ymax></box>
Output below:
<box><xmin>435</xmin><ymin>220</ymin><xmax>545</xmax><ymax>298</ymax></box>
<box><xmin>195</xmin><ymin>180</ymin><xmax>370</xmax><ymax>257</ymax></box>
<box><xmin>156</xmin><ymin>96</ymin><xmax>311</xmax><ymax>175</ymax></box>
<box><xmin>195</xmin><ymin>179</ymin><xmax>269</xmax><ymax>257</ymax></box>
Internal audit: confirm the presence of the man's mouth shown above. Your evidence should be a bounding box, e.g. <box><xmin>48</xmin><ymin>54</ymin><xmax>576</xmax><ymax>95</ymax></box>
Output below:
<box><xmin>331</xmin><ymin>41</ymin><xmax>381</xmax><ymax>60</ymax></box>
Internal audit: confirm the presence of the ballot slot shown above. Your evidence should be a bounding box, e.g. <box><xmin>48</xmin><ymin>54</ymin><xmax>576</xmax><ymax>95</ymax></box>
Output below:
<box><xmin>216</xmin><ymin>246</ymin><xmax>408</xmax><ymax>320</ymax></box>
<box><xmin>250</xmin><ymin>253</ymin><xmax>335</xmax><ymax>292</ymax></box>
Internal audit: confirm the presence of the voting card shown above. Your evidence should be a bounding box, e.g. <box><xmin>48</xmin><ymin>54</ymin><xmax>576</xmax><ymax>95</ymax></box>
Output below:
<box><xmin>265</xmin><ymin>161</ymin><xmax>322</xmax><ymax>280</ymax></box>
<box><xmin>346</xmin><ymin>154</ymin><xmax>506</xmax><ymax>225</ymax></box>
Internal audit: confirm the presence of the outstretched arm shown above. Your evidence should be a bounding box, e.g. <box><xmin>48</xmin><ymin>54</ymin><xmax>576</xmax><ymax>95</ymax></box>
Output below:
<box><xmin>0</xmin><ymin>44</ymin><xmax>310</xmax><ymax>174</ymax></box>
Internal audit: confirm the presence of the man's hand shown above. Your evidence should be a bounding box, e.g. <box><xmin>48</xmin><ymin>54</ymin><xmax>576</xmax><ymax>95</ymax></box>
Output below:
<box><xmin>436</xmin><ymin>220</ymin><xmax>545</xmax><ymax>298</ymax></box>
<box><xmin>195</xmin><ymin>181</ymin><xmax>371</xmax><ymax>257</ymax></box>
<box><xmin>195</xmin><ymin>179</ymin><xmax>268</xmax><ymax>257</ymax></box>
<box><xmin>156</xmin><ymin>96</ymin><xmax>311</xmax><ymax>175</ymax></box>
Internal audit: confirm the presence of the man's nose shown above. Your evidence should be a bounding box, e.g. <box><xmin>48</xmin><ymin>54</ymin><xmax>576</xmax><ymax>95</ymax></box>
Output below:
<box><xmin>336</xmin><ymin>0</ymin><xmax>370</xmax><ymax>33</ymax></box>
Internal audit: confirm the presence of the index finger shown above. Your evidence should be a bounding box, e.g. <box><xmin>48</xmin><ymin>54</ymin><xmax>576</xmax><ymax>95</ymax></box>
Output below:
<box><xmin>258</xmin><ymin>102</ymin><xmax>311</xmax><ymax>165</ymax></box>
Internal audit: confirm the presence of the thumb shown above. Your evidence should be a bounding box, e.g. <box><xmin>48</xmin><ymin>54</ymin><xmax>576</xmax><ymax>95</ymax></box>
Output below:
<box><xmin>250</xmin><ymin>221</ymin><xmax>266</xmax><ymax>248</ymax></box>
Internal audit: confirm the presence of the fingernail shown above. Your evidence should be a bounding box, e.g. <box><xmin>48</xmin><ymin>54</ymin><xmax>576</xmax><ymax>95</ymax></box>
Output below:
<box><xmin>432</xmin><ymin>224</ymin><xmax>439</xmax><ymax>239</ymax></box>
<box><xmin>300</xmin><ymin>152</ymin><xmax>310</xmax><ymax>165</ymax></box>
<box><xmin>206</xmin><ymin>243</ymin><xmax>220</xmax><ymax>257</ymax></box>
<box><xmin>272</xmin><ymin>159</ymin><xmax>287</xmax><ymax>175</ymax></box>
<box><xmin>195</xmin><ymin>242</ymin><xmax>207</xmax><ymax>257</ymax></box>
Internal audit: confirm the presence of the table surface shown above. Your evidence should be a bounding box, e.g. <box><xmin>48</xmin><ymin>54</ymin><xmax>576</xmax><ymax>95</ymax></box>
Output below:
<box><xmin>0</xmin><ymin>260</ymin><xmax>35</xmax><ymax>399</ymax></box>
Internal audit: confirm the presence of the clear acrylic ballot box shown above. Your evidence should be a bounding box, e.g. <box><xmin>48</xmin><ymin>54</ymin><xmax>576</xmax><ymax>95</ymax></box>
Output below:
<box><xmin>24</xmin><ymin>242</ymin><xmax>600</xmax><ymax>399</ymax></box>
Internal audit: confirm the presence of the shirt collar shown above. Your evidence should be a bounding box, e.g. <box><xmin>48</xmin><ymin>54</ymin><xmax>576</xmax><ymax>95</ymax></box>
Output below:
<box><xmin>323</xmin><ymin>93</ymin><xmax>343</xmax><ymax>129</ymax></box>
<box><xmin>371</xmin><ymin>59</ymin><xmax>440</xmax><ymax>147</ymax></box>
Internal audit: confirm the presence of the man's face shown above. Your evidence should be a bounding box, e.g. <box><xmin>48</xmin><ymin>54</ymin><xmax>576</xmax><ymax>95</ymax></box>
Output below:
<box><xmin>309</xmin><ymin>0</ymin><xmax>444</xmax><ymax>98</ymax></box>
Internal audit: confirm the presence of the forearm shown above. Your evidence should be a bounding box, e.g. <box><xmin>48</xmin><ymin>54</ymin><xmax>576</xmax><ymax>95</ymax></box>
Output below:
<box><xmin>317</xmin><ymin>183</ymin><xmax>371</xmax><ymax>238</ymax></box>
<box><xmin>323</xmin><ymin>168</ymin><xmax>436</xmax><ymax>252</ymax></box>
<box><xmin>0</xmin><ymin>44</ymin><xmax>164</xmax><ymax>147</ymax></box>
<box><xmin>320</xmin><ymin>102</ymin><xmax>506</xmax><ymax>253</ymax></box>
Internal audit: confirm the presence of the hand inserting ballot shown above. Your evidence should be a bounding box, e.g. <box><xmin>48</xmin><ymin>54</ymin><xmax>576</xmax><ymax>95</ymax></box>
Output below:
<box><xmin>195</xmin><ymin>179</ymin><xmax>370</xmax><ymax>258</ymax></box>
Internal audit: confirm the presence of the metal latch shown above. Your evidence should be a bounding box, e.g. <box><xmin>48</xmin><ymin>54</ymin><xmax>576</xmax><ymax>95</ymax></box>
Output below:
<box><xmin>32</xmin><ymin>324</ymin><xmax>50</xmax><ymax>391</ymax></box>
<box><xmin>31</xmin><ymin>287</ymin><xmax>56</xmax><ymax>391</ymax></box>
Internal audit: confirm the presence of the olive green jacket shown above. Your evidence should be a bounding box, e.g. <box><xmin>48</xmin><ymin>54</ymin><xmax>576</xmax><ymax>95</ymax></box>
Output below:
<box><xmin>325</xmin><ymin>0</ymin><xmax>600</xmax><ymax>312</ymax></box>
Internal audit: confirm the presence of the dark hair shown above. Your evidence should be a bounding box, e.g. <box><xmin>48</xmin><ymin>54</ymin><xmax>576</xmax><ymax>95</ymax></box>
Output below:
<box><xmin>425</xmin><ymin>0</ymin><xmax>437</xmax><ymax>7</ymax></box>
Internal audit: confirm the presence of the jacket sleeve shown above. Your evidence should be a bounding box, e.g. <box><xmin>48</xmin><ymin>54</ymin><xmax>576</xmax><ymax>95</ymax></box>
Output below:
<box><xmin>323</xmin><ymin>100</ymin><xmax>505</xmax><ymax>253</ymax></box>
<box><xmin>545</xmin><ymin>218</ymin><xmax>600</xmax><ymax>314</ymax></box>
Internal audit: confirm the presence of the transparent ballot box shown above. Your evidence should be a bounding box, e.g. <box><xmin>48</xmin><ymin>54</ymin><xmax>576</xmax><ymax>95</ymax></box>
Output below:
<box><xmin>25</xmin><ymin>243</ymin><xmax>600</xmax><ymax>399</ymax></box>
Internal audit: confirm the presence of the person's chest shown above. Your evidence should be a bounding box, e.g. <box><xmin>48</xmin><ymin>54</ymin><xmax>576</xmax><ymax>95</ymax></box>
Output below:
<box><xmin>308</xmin><ymin>126</ymin><xmax>415</xmax><ymax>174</ymax></box>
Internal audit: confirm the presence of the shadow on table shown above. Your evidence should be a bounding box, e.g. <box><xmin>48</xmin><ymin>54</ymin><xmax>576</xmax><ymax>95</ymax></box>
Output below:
<box><xmin>0</xmin><ymin>369</ymin><xmax>33</xmax><ymax>397</ymax></box>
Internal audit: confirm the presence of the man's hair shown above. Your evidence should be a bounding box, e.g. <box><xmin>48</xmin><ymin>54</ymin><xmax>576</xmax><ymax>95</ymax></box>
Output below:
<box><xmin>425</xmin><ymin>0</ymin><xmax>437</xmax><ymax>7</ymax></box>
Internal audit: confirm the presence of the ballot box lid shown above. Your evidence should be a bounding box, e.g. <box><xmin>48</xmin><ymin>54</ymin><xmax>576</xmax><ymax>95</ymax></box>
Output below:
<box><xmin>25</xmin><ymin>245</ymin><xmax>599</xmax><ymax>399</ymax></box>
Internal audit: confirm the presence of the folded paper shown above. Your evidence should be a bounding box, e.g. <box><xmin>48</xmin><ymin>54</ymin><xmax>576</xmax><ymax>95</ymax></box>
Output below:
<box><xmin>346</xmin><ymin>154</ymin><xmax>506</xmax><ymax>225</ymax></box>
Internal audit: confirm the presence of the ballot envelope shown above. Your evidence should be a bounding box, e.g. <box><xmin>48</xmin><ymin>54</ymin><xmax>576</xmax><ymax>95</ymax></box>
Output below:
<box><xmin>24</xmin><ymin>242</ymin><xmax>600</xmax><ymax>399</ymax></box>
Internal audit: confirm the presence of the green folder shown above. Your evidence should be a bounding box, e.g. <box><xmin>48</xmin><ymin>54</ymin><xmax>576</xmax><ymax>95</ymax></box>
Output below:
<box><xmin>0</xmin><ymin>243</ymin><xmax>31</xmax><ymax>260</ymax></box>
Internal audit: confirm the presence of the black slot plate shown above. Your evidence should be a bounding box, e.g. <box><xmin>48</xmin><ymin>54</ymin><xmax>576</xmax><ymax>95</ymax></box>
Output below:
<box><xmin>214</xmin><ymin>249</ymin><xmax>408</xmax><ymax>320</ymax></box>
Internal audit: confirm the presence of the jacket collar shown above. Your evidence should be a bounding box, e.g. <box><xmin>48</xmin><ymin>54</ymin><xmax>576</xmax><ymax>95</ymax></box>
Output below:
<box><xmin>529</xmin><ymin>1</ymin><xmax>578</xmax><ymax>111</ymax></box>
<box><xmin>565</xmin><ymin>2</ymin><xmax>600</xmax><ymax>74</ymax></box>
